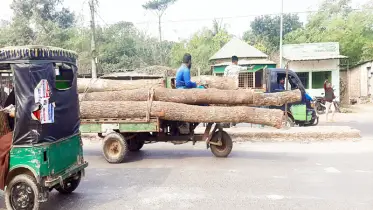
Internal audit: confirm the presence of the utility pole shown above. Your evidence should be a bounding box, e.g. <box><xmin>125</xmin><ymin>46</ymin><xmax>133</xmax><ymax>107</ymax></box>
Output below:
<box><xmin>89</xmin><ymin>0</ymin><xmax>98</xmax><ymax>79</ymax></box>
<box><xmin>279</xmin><ymin>0</ymin><xmax>284</xmax><ymax>68</ymax></box>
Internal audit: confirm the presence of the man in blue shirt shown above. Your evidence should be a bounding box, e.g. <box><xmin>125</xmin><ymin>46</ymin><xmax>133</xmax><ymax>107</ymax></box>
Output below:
<box><xmin>175</xmin><ymin>53</ymin><xmax>197</xmax><ymax>89</ymax></box>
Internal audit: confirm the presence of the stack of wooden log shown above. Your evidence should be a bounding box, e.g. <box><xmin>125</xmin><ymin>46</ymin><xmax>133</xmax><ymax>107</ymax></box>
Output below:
<box><xmin>78</xmin><ymin>76</ymin><xmax>302</xmax><ymax>129</ymax></box>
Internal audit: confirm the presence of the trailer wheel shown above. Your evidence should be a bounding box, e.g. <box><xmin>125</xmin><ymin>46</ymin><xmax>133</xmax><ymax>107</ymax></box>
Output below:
<box><xmin>102</xmin><ymin>132</ymin><xmax>128</xmax><ymax>163</ymax></box>
<box><xmin>127</xmin><ymin>140</ymin><xmax>145</xmax><ymax>152</ymax></box>
<box><xmin>5</xmin><ymin>174</ymin><xmax>40</xmax><ymax>210</ymax></box>
<box><xmin>56</xmin><ymin>172</ymin><xmax>81</xmax><ymax>194</ymax></box>
<box><xmin>210</xmin><ymin>131</ymin><xmax>233</xmax><ymax>158</ymax></box>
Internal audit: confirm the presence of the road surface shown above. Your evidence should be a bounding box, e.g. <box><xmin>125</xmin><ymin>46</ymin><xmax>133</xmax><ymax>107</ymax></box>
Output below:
<box><xmin>1</xmin><ymin>140</ymin><xmax>372</xmax><ymax>210</ymax></box>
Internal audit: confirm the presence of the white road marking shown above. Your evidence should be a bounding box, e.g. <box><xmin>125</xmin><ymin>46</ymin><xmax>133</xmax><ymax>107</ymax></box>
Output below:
<box><xmin>324</xmin><ymin>167</ymin><xmax>341</xmax><ymax>173</ymax></box>
<box><xmin>273</xmin><ymin>176</ymin><xmax>287</xmax><ymax>179</ymax></box>
<box><xmin>266</xmin><ymin>195</ymin><xmax>285</xmax><ymax>200</ymax></box>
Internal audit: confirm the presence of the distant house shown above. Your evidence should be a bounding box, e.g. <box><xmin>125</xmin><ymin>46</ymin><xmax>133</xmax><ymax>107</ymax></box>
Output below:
<box><xmin>340</xmin><ymin>60</ymin><xmax>373</xmax><ymax>104</ymax></box>
<box><xmin>209</xmin><ymin>37</ymin><xmax>276</xmax><ymax>89</ymax></box>
<box><xmin>282</xmin><ymin>42</ymin><xmax>347</xmax><ymax>100</ymax></box>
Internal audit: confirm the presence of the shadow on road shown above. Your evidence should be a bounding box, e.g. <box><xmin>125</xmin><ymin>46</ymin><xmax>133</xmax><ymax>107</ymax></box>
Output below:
<box><xmin>84</xmin><ymin>147</ymin><xmax>308</xmax><ymax>164</ymax></box>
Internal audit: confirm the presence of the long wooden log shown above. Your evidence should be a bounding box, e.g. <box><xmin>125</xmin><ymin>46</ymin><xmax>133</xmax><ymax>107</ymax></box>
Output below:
<box><xmin>192</xmin><ymin>76</ymin><xmax>237</xmax><ymax>90</ymax></box>
<box><xmin>80</xmin><ymin>101</ymin><xmax>285</xmax><ymax>128</ymax></box>
<box><xmin>77</xmin><ymin>78</ymin><xmax>164</xmax><ymax>93</ymax></box>
<box><xmin>79</xmin><ymin>88</ymin><xmax>302</xmax><ymax>106</ymax></box>
<box><xmin>78</xmin><ymin>76</ymin><xmax>236</xmax><ymax>93</ymax></box>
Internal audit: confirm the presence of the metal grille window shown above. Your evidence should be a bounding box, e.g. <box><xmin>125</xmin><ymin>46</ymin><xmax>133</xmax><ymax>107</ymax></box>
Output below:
<box><xmin>238</xmin><ymin>72</ymin><xmax>254</xmax><ymax>89</ymax></box>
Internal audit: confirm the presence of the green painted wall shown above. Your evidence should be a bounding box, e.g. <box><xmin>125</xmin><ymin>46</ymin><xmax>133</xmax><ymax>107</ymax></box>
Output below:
<box><xmin>213</xmin><ymin>64</ymin><xmax>276</xmax><ymax>73</ymax></box>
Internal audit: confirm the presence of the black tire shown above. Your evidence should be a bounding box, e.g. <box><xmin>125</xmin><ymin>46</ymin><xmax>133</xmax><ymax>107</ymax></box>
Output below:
<box><xmin>5</xmin><ymin>174</ymin><xmax>40</xmax><ymax>210</ymax></box>
<box><xmin>55</xmin><ymin>172</ymin><xmax>81</xmax><ymax>194</ymax></box>
<box><xmin>285</xmin><ymin>116</ymin><xmax>295</xmax><ymax>127</ymax></box>
<box><xmin>316</xmin><ymin>102</ymin><xmax>325</xmax><ymax>115</ymax></box>
<box><xmin>210</xmin><ymin>131</ymin><xmax>233</xmax><ymax>158</ymax></box>
<box><xmin>311</xmin><ymin>116</ymin><xmax>319</xmax><ymax>126</ymax></box>
<box><xmin>222</xmin><ymin>123</ymin><xmax>231</xmax><ymax>128</ymax></box>
<box><xmin>102</xmin><ymin>132</ymin><xmax>128</xmax><ymax>163</ymax></box>
<box><xmin>127</xmin><ymin>140</ymin><xmax>145</xmax><ymax>152</ymax></box>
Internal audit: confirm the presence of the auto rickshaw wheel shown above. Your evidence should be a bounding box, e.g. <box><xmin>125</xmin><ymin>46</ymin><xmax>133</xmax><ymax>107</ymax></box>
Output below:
<box><xmin>310</xmin><ymin>116</ymin><xmax>319</xmax><ymax>126</ymax></box>
<box><xmin>56</xmin><ymin>172</ymin><xmax>81</xmax><ymax>194</ymax></box>
<box><xmin>102</xmin><ymin>132</ymin><xmax>128</xmax><ymax>163</ymax></box>
<box><xmin>210</xmin><ymin>131</ymin><xmax>233</xmax><ymax>158</ymax></box>
<box><xmin>5</xmin><ymin>174</ymin><xmax>40</xmax><ymax>210</ymax></box>
<box><xmin>285</xmin><ymin>116</ymin><xmax>295</xmax><ymax>127</ymax></box>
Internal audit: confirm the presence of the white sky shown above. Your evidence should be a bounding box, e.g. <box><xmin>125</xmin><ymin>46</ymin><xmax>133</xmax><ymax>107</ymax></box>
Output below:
<box><xmin>0</xmin><ymin>0</ymin><xmax>369</xmax><ymax>41</ymax></box>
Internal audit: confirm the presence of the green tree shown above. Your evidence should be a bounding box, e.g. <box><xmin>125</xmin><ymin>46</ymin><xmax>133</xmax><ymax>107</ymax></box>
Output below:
<box><xmin>142</xmin><ymin>0</ymin><xmax>177</xmax><ymax>42</ymax></box>
<box><xmin>243</xmin><ymin>14</ymin><xmax>302</xmax><ymax>53</ymax></box>
<box><xmin>170</xmin><ymin>22</ymin><xmax>231</xmax><ymax>75</ymax></box>
<box><xmin>284</xmin><ymin>0</ymin><xmax>373</xmax><ymax>64</ymax></box>
<box><xmin>11</xmin><ymin>0</ymin><xmax>75</xmax><ymax>29</ymax></box>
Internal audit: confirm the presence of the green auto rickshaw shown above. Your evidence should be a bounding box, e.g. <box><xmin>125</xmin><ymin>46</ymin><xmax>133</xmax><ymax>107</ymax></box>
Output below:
<box><xmin>0</xmin><ymin>46</ymin><xmax>88</xmax><ymax>210</ymax></box>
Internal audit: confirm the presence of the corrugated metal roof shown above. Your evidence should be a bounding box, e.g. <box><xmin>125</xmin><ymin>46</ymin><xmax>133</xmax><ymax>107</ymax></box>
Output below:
<box><xmin>283</xmin><ymin>42</ymin><xmax>347</xmax><ymax>61</ymax></box>
<box><xmin>212</xmin><ymin>59</ymin><xmax>276</xmax><ymax>67</ymax></box>
<box><xmin>209</xmin><ymin>37</ymin><xmax>268</xmax><ymax>60</ymax></box>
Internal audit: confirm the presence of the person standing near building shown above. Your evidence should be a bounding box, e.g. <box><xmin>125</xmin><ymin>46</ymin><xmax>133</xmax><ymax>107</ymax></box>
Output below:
<box><xmin>224</xmin><ymin>56</ymin><xmax>251</xmax><ymax>127</ymax></box>
<box><xmin>224</xmin><ymin>56</ymin><xmax>249</xmax><ymax>89</ymax></box>
<box><xmin>324</xmin><ymin>80</ymin><xmax>336</xmax><ymax>122</ymax></box>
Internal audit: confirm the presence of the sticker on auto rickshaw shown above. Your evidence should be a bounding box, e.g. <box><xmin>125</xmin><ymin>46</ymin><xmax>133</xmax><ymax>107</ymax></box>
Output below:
<box><xmin>34</xmin><ymin>79</ymin><xmax>51</xmax><ymax>102</ymax></box>
<box><xmin>32</xmin><ymin>79</ymin><xmax>55</xmax><ymax>124</ymax></box>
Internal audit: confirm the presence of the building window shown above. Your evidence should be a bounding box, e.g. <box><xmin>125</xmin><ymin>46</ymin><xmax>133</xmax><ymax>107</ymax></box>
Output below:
<box><xmin>296</xmin><ymin>72</ymin><xmax>309</xmax><ymax>89</ymax></box>
<box><xmin>238</xmin><ymin>72</ymin><xmax>254</xmax><ymax>88</ymax></box>
<box><xmin>312</xmin><ymin>71</ymin><xmax>332</xmax><ymax>89</ymax></box>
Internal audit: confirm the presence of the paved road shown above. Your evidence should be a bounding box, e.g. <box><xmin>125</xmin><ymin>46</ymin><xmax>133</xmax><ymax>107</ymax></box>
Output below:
<box><xmin>235</xmin><ymin>104</ymin><xmax>373</xmax><ymax>139</ymax></box>
<box><xmin>2</xmin><ymin>140</ymin><xmax>372</xmax><ymax>210</ymax></box>
<box><xmin>317</xmin><ymin>104</ymin><xmax>373</xmax><ymax>138</ymax></box>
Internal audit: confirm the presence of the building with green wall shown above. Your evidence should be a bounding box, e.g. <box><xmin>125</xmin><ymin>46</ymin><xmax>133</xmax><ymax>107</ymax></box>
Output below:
<box><xmin>209</xmin><ymin>37</ymin><xmax>276</xmax><ymax>89</ymax></box>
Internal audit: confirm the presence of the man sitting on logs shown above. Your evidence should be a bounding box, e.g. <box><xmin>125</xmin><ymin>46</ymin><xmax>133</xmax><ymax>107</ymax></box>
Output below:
<box><xmin>175</xmin><ymin>53</ymin><xmax>198</xmax><ymax>134</ymax></box>
<box><xmin>175</xmin><ymin>53</ymin><xmax>197</xmax><ymax>89</ymax></box>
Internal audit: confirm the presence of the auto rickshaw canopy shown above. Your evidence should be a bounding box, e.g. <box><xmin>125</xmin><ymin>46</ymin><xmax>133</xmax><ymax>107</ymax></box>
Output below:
<box><xmin>0</xmin><ymin>45</ymin><xmax>80</xmax><ymax>145</ymax></box>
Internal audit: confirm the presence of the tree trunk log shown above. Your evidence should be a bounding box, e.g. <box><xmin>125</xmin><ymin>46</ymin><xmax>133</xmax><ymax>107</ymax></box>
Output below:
<box><xmin>79</xmin><ymin>88</ymin><xmax>301</xmax><ymax>106</ymax></box>
<box><xmin>78</xmin><ymin>76</ymin><xmax>237</xmax><ymax>93</ymax></box>
<box><xmin>77</xmin><ymin>78</ymin><xmax>164</xmax><ymax>93</ymax></box>
<box><xmin>192</xmin><ymin>76</ymin><xmax>237</xmax><ymax>90</ymax></box>
<box><xmin>80</xmin><ymin>101</ymin><xmax>285</xmax><ymax>128</ymax></box>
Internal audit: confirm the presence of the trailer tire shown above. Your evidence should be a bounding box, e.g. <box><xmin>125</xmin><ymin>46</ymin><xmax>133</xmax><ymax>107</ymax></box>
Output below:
<box><xmin>102</xmin><ymin>132</ymin><xmax>128</xmax><ymax>163</ymax></box>
<box><xmin>127</xmin><ymin>140</ymin><xmax>145</xmax><ymax>152</ymax></box>
<box><xmin>5</xmin><ymin>174</ymin><xmax>40</xmax><ymax>210</ymax></box>
<box><xmin>210</xmin><ymin>131</ymin><xmax>233</xmax><ymax>158</ymax></box>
